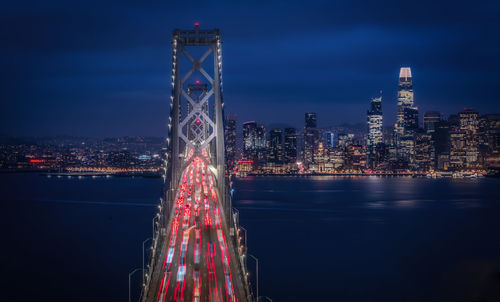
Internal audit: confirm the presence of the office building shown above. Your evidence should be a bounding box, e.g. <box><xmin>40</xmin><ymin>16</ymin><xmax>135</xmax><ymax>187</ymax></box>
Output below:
<box><xmin>284</xmin><ymin>128</ymin><xmax>297</xmax><ymax>163</ymax></box>
<box><xmin>268</xmin><ymin>128</ymin><xmax>283</xmax><ymax>163</ymax></box>
<box><xmin>225</xmin><ymin>115</ymin><xmax>237</xmax><ymax>171</ymax></box>
<box><xmin>304</xmin><ymin>112</ymin><xmax>319</xmax><ymax>167</ymax></box>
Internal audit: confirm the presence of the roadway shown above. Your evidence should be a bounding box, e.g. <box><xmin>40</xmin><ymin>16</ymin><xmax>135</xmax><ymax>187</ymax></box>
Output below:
<box><xmin>145</xmin><ymin>151</ymin><xmax>247</xmax><ymax>302</ymax></box>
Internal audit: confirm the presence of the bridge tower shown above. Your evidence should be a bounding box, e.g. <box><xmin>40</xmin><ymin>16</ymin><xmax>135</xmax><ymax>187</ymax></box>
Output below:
<box><xmin>167</xmin><ymin>23</ymin><xmax>230</xmax><ymax>218</ymax></box>
<box><xmin>138</xmin><ymin>25</ymin><xmax>252</xmax><ymax>302</ymax></box>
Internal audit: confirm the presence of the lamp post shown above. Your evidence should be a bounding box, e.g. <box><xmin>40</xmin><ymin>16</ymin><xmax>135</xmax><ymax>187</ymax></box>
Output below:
<box><xmin>248</xmin><ymin>254</ymin><xmax>258</xmax><ymax>301</ymax></box>
<box><xmin>153</xmin><ymin>214</ymin><xmax>160</xmax><ymax>236</ymax></box>
<box><xmin>142</xmin><ymin>238</ymin><xmax>152</xmax><ymax>285</ymax></box>
<box><xmin>129</xmin><ymin>268</ymin><xmax>143</xmax><ymax>302</ymax></box>
<box><xmin>240</xmin><ymin>226</ymin><xmax>247</xmax><ymax>249</ymax></box>
<box><xmin>233</xmin><ymin>207</ymin><xmax>240</xmax><ymax>225</ymax></box>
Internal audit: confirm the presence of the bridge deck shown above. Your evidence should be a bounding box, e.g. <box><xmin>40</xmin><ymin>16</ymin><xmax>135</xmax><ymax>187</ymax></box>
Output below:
<box><xmin>144</xmin><ymin>156</ymin><xmax>247</xmax><ymax>302</ymax></box>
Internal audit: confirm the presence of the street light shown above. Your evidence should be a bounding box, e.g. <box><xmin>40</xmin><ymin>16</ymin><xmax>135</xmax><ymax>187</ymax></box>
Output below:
<box><xmin>248</xmin><ymin>254</ymin><xmax>258</xmax><ymax>301</ymax></box>
<box><xmin>142</xmin><ymin>238</ymin><xmax>152</xmax><ymax>285</ymax></box>
<box><xmin>233</xmin><ymin>207</ymin><xmax>240</xmax><ymax>225</ymax></box>
<box><xmin>153</xmin><ymin>214</ymin><xmax>160</xmax><ymax>236</ymax></box>
<box><xmin>240</xmin><ymin>226</ymin><xmax>248</xmax><ymax>252</ymax></box>
<box><xmin>128</xmin><ymin>268</ymin><xmax>143</xmax><ymax>302</ymax></box>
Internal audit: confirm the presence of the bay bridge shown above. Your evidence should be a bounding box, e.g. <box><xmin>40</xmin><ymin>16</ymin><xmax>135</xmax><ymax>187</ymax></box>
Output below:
<box><xmin>135</xmin><ymin>24</ymin><xmax>254</xmax><ymax>302</ymax></box>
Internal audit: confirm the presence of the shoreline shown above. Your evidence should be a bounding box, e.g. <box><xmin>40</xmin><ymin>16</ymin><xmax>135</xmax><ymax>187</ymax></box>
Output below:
<box><xmin>0</xmin><ymin>169</ymin><xmax>161</xmax><ymax>178</ymax></box>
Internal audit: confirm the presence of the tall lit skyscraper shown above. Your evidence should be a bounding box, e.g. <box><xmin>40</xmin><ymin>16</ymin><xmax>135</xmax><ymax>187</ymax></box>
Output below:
<box><xmin>225</xmin><ymin>115</ymin><xmax>237</xmax><ymax>171</ymax></box>
<box><xmin>367</xmin><ymin>96</ymin><xmax>383</xmax><ymax>168</ymax></box>
<box><xmin>304</xmin><ymin>112</ymin><xmax>319</xmax><ymax>166</ymax></box>
<box><xmin>396</xmin><ymin>67</ymin><xmax>414</xmax><ymax>138</ymax></box>
<box><xmin>367</xmin><ymin>96</ymin><xmax>383</xmax><ymax>147</ymax></box>
<box><xmin>284</xmin><ymin>128</ymin><xmax>297</xmax><ymax>163</ymax></box>
<box><xmin>242</xmin><ymin>121</ymin><xmax>257</xmax><ymax>161</ymax></box>
<box><xmin>395</xmin><ymin>67</ymin><xmax>418</xmax><ymax>165</ymax></box>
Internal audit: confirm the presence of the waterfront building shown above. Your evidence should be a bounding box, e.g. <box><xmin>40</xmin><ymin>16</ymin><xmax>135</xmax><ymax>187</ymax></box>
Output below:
<box><xmin>367</xmin><ymin>96</ymin><xmax>383</xmax><ymax>168</ymax></box>
<box><xmin>243</xmin><ymin>121</ymin><xmax>257</xmax><ymax>161</ymax></box>
<box><xmin>225</xmin><ymin>115</ymin><xmax>237</xmax><ymax>171</ymax></box>
<box><xmin>304</xmin><ymin>112</ymin><xmax>319</xmax><ymax>167</ymax></box>
<box><xmin>478</xmin><ymin>114</ymin><xmax>500</xmax><ymax>167</ymax></box>
<box><xmin>399</xmin><ymin>137</ymin><xmax>416</xmax><ymax>165</ymax></box>
<box><xmin>243</xmin><ymin>121</ymin><xmax>266</xmax><ymax>170</ymax></box>
<box><xmin>450</xmin><ymin>130</ymin><xmax>467</xmax><ymax>170</ymax></box>
<box><xmin>434</xmin><ymin>120</ymin><xmax>451</xmax><ymax>170</ymax></box>
<box><xmin>367</xmin><ymin>96</ymin><xmax>383</xmax><ymax>146</ymax></box>
<box><xmin>236</xmin><ymin>159</ymin><xmax>253</xmax><ymax>176</ymax></box>
<box><xmin>268</xmin><ymin>128</ymin><xmax>283</xmax><ymax>163</ymax></box>
<box><xmin>459</xmin><ymin>109</ymin><xmax>480</xmax><ymax>168</ymax></box>
<box><xmin>283</xmin><ymin>127</ymin><xmax>297</xmax><ymax>164</ymax></box>
<box><xmin>345</xmin><ymin>145</ymin><xmax>367</xmax><ymax>171</ymax></box>
<box><xmin>328</xmin><ymin>148</ymin><xmax>345</xmax><ymax>170</ymax></box>
<box><xmin>256</xmin><ymin>124</ymin><xmax>267</xmax><ymax>166</ymax></box>
<box><xmin>415</xmin><ymin>131</ymin><xmax>433</xmax><ymax>171</ymax></box>
<box><xmin>312</xmin><ymin>141</ymin><xmax>330</xmax><ymax>173</ymax></box>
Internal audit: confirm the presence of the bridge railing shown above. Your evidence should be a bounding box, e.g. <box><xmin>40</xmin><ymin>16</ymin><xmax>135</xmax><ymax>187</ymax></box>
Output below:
<box><xmin>226</xmin><ymin>178</ymin><xmax>255</xmax><ymax>302</ymax></box>
<box><xmin>138</xmin><ymin>189</ymin><xmax>171</xmax><ymax>302</ymax></box>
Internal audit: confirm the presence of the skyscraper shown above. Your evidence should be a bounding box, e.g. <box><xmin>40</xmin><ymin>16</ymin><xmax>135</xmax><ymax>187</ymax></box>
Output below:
<box><xmin>256</xmin><ymin>124</ymin><xmax>266</xmax><ymax>150</ymax></box>
<box><xmin>403</xmin><ymin>106</ymin><xmax>419</xmax><ymax>135</ymax></box>
<box><xmin>395</xmin><ymin>67</ymin><xmax>417</xmax><ymax>165</ymax></box>
<box><xmin>423</xmin><ymin>111</ymin><xmax>441</xmax><ymax>134</ymax></box>
<box><xmin>284</xmin><ymin>127</ymin><xmax>297</xmax><ymax>163</ymax></box>
<box><xmin>435</xmin><ymin>120</ymin><xmax>451</xmax><ymax>170</ymax></box>
<box><xmin>243</xmin><ymin>121</ymin><xmax>266</xmax><ymax>169</ymax></box>
<box><xmin>268</xmin><ymin>128</ymin><xmax>283</xmax><ymax>163</ymax></box>
<box><xmin>242</xmin><ymin>121</ymin><xmax>257</xmax><ymax>161</ymax></box>
<box><xmin>367</xmin><ymin>96</ymin><xmax>383</xmax><ymax>147</ymax></box>
<box><xmin>224</xmin><ymin>115</ymin><xmax>237</xmax><ymax>171</ymax></box>
<box><xmin>459</xmin><ymin>109</ymin><xmax>480</xmax><ymax>167</ymax></box>
<box><xmin>367</xmin><ymin>96</ymin><xmax>383</xmax><ymax>168</ymax></box>
<box><xmin>304</xmin><ymin>112</ymin><xmax>319</xmax><ymax>167</ymax></box>
<box><xmin>396</xmin><ymin>67</ymin><xmax>414</xmax><ymax>138</ymax></box>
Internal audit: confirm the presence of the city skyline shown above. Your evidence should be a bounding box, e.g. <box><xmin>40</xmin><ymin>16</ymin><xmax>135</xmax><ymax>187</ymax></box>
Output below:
<box><xmin>2</xmin><ymin>1</ymin><xmax>499</xmax><ymax>137</ymax></box>
<box><xmin>3</xmin><ymin>65</ymin><xmax>498</xmax><ymax>175</ymax></box>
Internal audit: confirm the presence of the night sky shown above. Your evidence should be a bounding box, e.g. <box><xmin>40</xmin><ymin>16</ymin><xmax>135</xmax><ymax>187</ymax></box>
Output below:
<box><xmin>2</xmin><ymin>0</ymin><xmax>499</xmax><ymax>137</ymax></box>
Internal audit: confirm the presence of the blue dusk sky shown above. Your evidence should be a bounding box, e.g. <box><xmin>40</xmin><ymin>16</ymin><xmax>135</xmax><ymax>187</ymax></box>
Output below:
<box><xmin>1</xmin><ymin>0</ymin><xmax>499</xmax><ymax>137</ymax></box>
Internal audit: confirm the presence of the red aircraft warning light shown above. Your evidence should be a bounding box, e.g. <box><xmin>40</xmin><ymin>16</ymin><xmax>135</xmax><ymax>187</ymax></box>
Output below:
<box><xmin>196</xmin><ymin>80</ymin><xmax>200</xmax><ymax>84</ymax></box>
